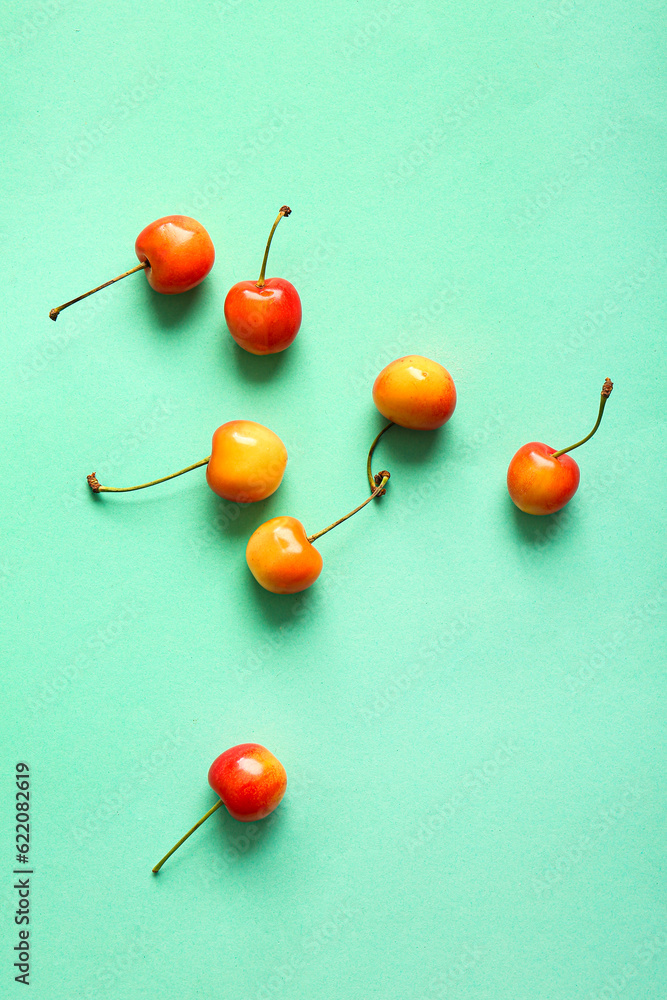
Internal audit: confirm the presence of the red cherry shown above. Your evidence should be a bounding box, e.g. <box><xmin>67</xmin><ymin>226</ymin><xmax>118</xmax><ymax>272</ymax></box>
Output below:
<box><xmin>208</xmin><ymin>744</ymin><xmax>287</xmax><ymax>822</ymax></box>
<box><xmin>152</xmin><ymin>743</ymin><xmax>287</xmax><ymax>873</ymax></box>
<box><xmin>49</xmin><ymin>214</ymin><xmax>214</xmax><ymax>320</ymax></box>
<box><xmin>507</xmin><ymin>379</ymin><xmax>614</xmax><ymax>515</ymax></box>
<box><xmin>225</xmin><ymin>206</ymin><xmax>301</xmax><ymax>355</ymax></box>
<box><xmin>507</xmin><ymin>443</ymin><xmax>580</xmax><ymax>515</ymax></box>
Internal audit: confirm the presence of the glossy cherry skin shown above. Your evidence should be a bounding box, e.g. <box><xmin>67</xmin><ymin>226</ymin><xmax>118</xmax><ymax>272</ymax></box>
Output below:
<box><xmin>135</xmin><ymin>216</ymin><xmax>215</xmax><ymax>294</ymax></box>
<box><xmin>208</xmin><ymin>744</ymin><xmax>287</xmax><ymax>822</ymax></box>
<box><xmin>373</xmin><ymin>355</ymin><xmax>457</xmax><ymax>430</ymax></box>
<box><xmin>507</xmin><ymin>442</ymin><xmax>580</xmax><ymax>515</ymax></box>
<box><xmin>246</xmin><ymin>516</ymin><xmax>323</xmax><ymax>594</ymax></box>
<box><xmin>224</xmin><ymin>278</ymin><xmax>302</xmax><ymax>355</ymax></box>
<box><xmin>205</xmin><ymin>421</ymin><xmax>287</xmax><ymax>503</ymax></box>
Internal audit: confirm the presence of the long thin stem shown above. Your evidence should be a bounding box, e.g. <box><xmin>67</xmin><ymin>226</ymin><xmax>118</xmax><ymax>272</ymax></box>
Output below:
<box><xmin>152</xmin><ymin>800</ymin><xmax>222</xmax><ymax>873</ymax></box>
<box><xmin>367</xmin><ymin>422</ymin><xmax>394</xmax><ymax>491</ymax></box>
<box><xmin>87</xmin><ymin>457</ymin><xmax>210</xmax><ymax>494</ymax></box>
<box><xmin>49</xmin><ymin>261</ymin><xmax>149</xmax><ymax>320</ymax></box>
<box><xmin>552</xmin><ymin>378</ymin><xmax>613</xmax><ymax>459</ymax></box>
<box><xmin>308</xmin><ymin>475</ymin><xmax>390</xmax><ymax>543</ymax></box>
<box><xmin>257</xmin><ymin>206</ymin><xmax>291</xmax><ymax>287</ymax></box>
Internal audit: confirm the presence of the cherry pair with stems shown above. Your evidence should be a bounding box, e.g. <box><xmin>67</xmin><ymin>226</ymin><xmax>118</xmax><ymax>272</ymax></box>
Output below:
<box><xmin>50</xmin><ymin>208</ymin><xmax>301</xmax><ymax>356</ymax></box>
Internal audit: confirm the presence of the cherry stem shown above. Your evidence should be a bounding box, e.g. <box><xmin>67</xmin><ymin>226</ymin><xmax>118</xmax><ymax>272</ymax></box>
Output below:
<box><xmin>152</xmin><ymin>800</ymin><xmax>222</xmax><ymax>873</ymax></box>
<box><xmin>307</xmin><ymin>474</ymin><xmax>390</xmax><ymax>544</ymax></box>
<box><xmin>87</xmin><ymin>457</ymin><xmax>210</xmax><ymax>494</ymax></box>
<box><xmin>257</xmin><ymin>206</ymin><xmax>291</xmax><ymax>287</ymax></box>
<box><xmin>552</xmin><ymin>378</ymin><xmax>614</xmax><ymax>459</ymax></box>
<box><xmin>367</xmin><ymin>421</ymin><xmax>394</xmax><ymax>491</ymax></box>
<box><xmin>49</xmin><ymin>261</ymin><xmax>149</xmax><ymax>320</ymax></box>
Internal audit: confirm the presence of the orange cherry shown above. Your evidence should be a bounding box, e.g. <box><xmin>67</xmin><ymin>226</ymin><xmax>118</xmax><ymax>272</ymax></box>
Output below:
<box><xmin>135</xmin><ymin>215</ymin><xmax>215</xmax><ymax>294</ymax></box>
<box><xmin>49</xmin><ymin>215</ymin><xmax>214</xmax><ymax>320</ymax></box>
<box><xmin>87</xmin><ymin>419</ymin><xmax>287</xmax><ymax>504</ymax></box>
<box><xmin>246</xmin><ymin>465</ymin><xmax>391</xmax><ymax>594</ymax></box>
<box><xmin>507</xmin><ymin>379</ymin><xmax>614</xmax><ymax>515</ymax></box>
<box><xmin>205</xmin><ymin>421</ymin><xmax>287</xmax><ymax>502</ymax></box>
<box><xmin>152</xmin><ymin>743</ymin><xmax>287</xmax><ymax>873</ymax></box>
<box><xmin>246</xmin><ymin>516</ymin><xmax>323</xmax><ymax>594</ymax></box>
<box><xmin>373</xmin><ymin>355</ymin><xmax>457</xmax><ymax>430</ymax></box>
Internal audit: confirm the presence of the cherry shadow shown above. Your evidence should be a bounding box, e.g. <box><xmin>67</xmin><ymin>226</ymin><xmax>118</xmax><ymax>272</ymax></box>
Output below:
<box><xmin>508</xmin><ymin>493</ymin><xmax>576</xmax><ymax>548</ymax></box>
<box><xmin>371</xmin><ymin>421</ymin><xmax>451</xmax><ymax>474</ymax></box>
<box><xmin>211</xmin><ymin>797</ymin><xmax>285</xmax><ymax>856</ymax></box>
<box><xmin>203</xmin><ymin>486</ymin><xmax>294</xmax><ymax>542</ymax></box>
<box><xmin>153</xmin><ymin>795</ymin><xmax>285</xmax><ymax>881</ymax></box>
<box><xmin>138</xmin><ymin>281</ymin><xmax>208</xmax><ymax>329</ymax></box>
<box><xmin>227</xmin><ymin>333</ymin><xmax>299</xmax><ymax>383</ymax></box>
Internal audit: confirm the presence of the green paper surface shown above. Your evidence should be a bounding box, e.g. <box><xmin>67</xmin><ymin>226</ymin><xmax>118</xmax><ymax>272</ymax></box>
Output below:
<box><xmin>1</xmin><ymin>1</ymin><xmax>665</xmax><ymax>996</ymax></box>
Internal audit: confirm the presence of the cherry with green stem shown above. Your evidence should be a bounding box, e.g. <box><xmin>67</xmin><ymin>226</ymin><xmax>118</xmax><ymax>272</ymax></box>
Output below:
<box><xmin>224</xmin><ymin>206</ymin><xmax>302</xmax><ymax>355</ymax></box>
<box><xmin>87</xmin><ymin>420</ymin><xmax>288</xmax><ymax>504</ymax></box>
<box><xmin>49</xmin><ymin>215</ymin><xmax>215</xmax><ymax>320</ymax></box>
<box><xmin>507</xmin><ymin>377</ymin><xmax>614</xmax><ymax>515</ymax></box>
<box><xmin>246</xmin><ymin>423</ymin><xmax>392</xmax><ymax>594</ymax></box>
<box><xmin>152</xmin><ymin>744</ymin><xmax>287</xmax><ymax>875</ymax></box>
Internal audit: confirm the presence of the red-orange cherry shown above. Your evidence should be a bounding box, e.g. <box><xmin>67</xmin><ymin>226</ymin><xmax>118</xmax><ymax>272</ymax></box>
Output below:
<box><xmin>135</xmin><ymin>216</ymin><xmax>215</xmax><ymax>294</ymax></box>
<box><xmin>49</xmin><ymin>215</ymin><xmax>214</xmax><ymax>320</ymax></box>
<box><xmin>373</xmin><ymin>355</ymin><xmax>457</xmax><ymax>430</ymax></box>
<box><xmin>224</xmin><ymin>206</ymin><xmax>301</xmax><ymax>355</ymax></box>
<box><xmin>208</xmin><ymin>744</ymin><xmax>287</xmax><ymax>822</ymax></box>
<box><xmin>507</xmin><ymin>444</ymin><xmax>580</xmax><ymax>515</ymax></box>
<box><xmin>87</xmin><ymin>419</ymin><xmax>287</xmax><ymax>504</ymax></box>
<box><xmin>152</xmin><ymin>743</ymin><xmax>287</xmax><ymax>873</ymax></box>
<box><xmin>507</xmin><ymin>379</ymin><xmax>613</xmax><ymax>515</ymax></box>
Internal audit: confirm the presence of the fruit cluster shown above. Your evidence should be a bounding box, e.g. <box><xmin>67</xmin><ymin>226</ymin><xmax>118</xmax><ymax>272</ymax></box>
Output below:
<box><xmin>50</xmin><ymin>208</ymin><xmax>614</xmax><ymax>873</ymax></box>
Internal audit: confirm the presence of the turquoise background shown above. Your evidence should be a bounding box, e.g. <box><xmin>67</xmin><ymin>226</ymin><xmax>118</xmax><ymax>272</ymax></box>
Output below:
<box><xmin>1</xmin><ymin>0</ymin><xmax>665</xmax><ymax>996</ymax></box>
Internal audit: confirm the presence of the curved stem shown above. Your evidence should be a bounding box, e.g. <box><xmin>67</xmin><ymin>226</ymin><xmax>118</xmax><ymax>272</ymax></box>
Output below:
<box><xmin>308</xmin><ymin>475</ymin><xmax>390</xmax><ymax>544</ymax></box>
<box><xmin>87</xmin><ymin>456</ymin><xmax>210</xmax><ymax>494</ymax></box>
<box><xmin>49</xmin><ymin>261</ymin><xmax>149</xmax><ymax>320</ymax></box>
<box><xmin>152</xmin><ymin>800</ymin><xmax>222</xmax><ymax>873</ymax></box>
<box><xmin>552</xmin><ymin>378</ymin><xmax>613</xmax><ymax>459</ymax></box>
<box><xmin>367</xmin><ymin>422</ymin><xmax>394</xmax><ymax>491</ymax></box>
<box><xmin>257</xmin><ymin>206</ymin><xmax>291</xmax><ymax>287</ymax></box>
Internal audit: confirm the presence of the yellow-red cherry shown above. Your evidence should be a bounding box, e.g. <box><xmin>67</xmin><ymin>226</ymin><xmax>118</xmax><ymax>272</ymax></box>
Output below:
<box><xmin>152</xmin><ymin>743</ymin><xmax>287</xmax><ymax>873</ymax></box>
<box><xmin>373</xmin><ymin>355</ymin><xmax>457</xmax><ymax>430</ymax></box>
<box><xmin>208</xmin><ymin>744</ymin><xmax>287</xmax><ymax>822</ymax></box>
<box><xmin>245</xmin><ymin>469</ymin><xmax>390</xmax><ymax>595</ymax></box>
<box><xmin>507</xmin><ymin>379</ymin><xmax>614</xmax><ymax>516</ymax></box>
<box><xmin>225</xmin><ymin>206</ymin><xmax>301</xmax><ymax>355</ymax></box>
<box><xmin>507</xmin><ymin>443</ymin><xmax>580</xmax><ymax>515</ymax></box>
